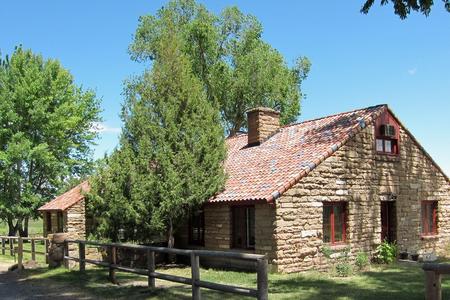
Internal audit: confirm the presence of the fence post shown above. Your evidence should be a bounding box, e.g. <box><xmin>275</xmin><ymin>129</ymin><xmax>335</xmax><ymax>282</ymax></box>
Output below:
<box><xmin>1</xmin><ymin>238</ymin><xmax>5</xmax><ymax>255</ymax></box>
<box><xmin>79</xmin><ymin>241</ymin><xmax>85</xmax><ymax>272</ymax></box>
<box><xmin>191</xmin><ymin>252</ymin><xmax>201</xmax><ymax>300</ymax></box>
<box><xmin>147</xmin><ymin>249</ymin><xmax>155</xmax><ymax>288</ymax></box>
<box><xmin>424</xmin><ymin>270</ymin><xmax>442</xmax><ymax>300</ymax></box>
<box><xmin>45</xmin><ymin>239</ymin><xmax>49</xmax><ymax>264</ymax></box>
<box><xmin>17</xmin><ymin>237</ymin><xmax>23</xmax><ymax>271</ymax></box>
<box><xmin>31</xmin><ymin>239</ymin><xmax>36</xmax><ymax>261</ymax></box>
<box><xmin>109</xmin><ymin>245</ymin><xmax>117</xmax><ymax>284</ymax></box>
<box><xmin>256</xmin><ymin>257</ymin><xmax>269</xmax><ymax>300</ymax></box>
<box><xmin>63</xmin><ymin>240</ymin><xmax>69</xmax><ymax>268</ymax></box>
<box><xmin>9</xmin><ymin>237</ymin><xmax>14</xmax><ymax>256</ymax></box>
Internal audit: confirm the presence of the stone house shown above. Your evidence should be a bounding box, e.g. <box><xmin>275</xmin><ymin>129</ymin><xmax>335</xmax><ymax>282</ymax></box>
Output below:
<box><xmin>38</xmin><ymin>181</ymin><xmax>89</xmax><ymax>240</ymax></box>
<box><xmin>177</xmin><ymin>105</ymin><xmax>450</xmax><ymax>273</ymax></box>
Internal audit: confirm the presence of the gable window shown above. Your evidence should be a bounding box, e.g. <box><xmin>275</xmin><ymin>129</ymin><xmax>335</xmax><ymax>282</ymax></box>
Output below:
<box><xmin>376</xmin><ymin>124</ymin><xmax>399</xmax><ymax>155</ymax></box>
<box><xmin>189</xmin><ymin>210</ymin><xmax>205</xmax><ymax>246</ymax></box>
<box><xmin>232</xmin><ymin>206</ymin><xmax>255</xmax><ymax>249</ymax></box>
<box><xmin>421</xmin><ymin>201</ymin><xmax>438</xmax><ymax>236</ymax></box>
<box><xmin>323</xmin><ymin>202</ymin><xmax>347</xmax><ymax>244</ymax></box>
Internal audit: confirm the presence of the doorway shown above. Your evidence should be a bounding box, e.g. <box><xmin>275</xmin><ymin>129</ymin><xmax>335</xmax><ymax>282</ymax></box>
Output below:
<box><xmin>381</xmin><ymin>201</ymin><xmax>396</xmax><ymax>243</ymax></box>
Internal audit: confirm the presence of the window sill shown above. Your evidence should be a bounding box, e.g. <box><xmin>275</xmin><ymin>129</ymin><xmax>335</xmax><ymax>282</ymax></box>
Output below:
<box><xmin>421</xmin><ymin>234</ymin><xmax>439</xmax><ymax>240</ymax></box>
<box><xmin>324</xmin><ymin>243</ymin><xmax>349</xmax><ymax>251</ymax></box>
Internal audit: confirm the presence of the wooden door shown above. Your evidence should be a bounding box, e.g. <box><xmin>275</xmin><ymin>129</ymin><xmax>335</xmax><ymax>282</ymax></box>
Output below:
<box><xmin>381</xmin><ymin>201</ymin><xmax>396</xmax><ymax>243</ymax></box>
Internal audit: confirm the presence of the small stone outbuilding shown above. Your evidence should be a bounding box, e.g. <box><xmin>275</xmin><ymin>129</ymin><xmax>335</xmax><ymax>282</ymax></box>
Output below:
<box><xmin>38</xmin><ymin>181</ymin><xmax>89</xmax><ymax>240</ymax></box>
<box><xmin>177</xmin><ymin>104</ymin><xmax>450</xmax><ymax>273</ymax></box>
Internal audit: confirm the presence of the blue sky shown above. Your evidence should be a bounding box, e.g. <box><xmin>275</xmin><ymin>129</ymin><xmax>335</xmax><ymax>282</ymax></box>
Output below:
<box><xmin>1</xmin><ymin>1</ymin><xmax>449</xmax><ymax>174</ymax></box>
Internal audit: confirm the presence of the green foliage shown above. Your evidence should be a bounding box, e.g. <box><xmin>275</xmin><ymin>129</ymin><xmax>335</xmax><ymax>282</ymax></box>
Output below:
<box><xmin>321</xmin><ymin>246</ymin><xmax>333</xmax><ymax>259</ymax></box>
<box><xmin>355</xmin><ymin>252</ymin><xmax>370</xmax><ymax>270</ymax></box>
<box><xmin>335</xmin><ymin>262</ymin><xmax>353</xmax><ymax>277</ymax></box>
<box><xmin>129</xmin><ymin>0</ymin><xmax>310</xmax><ymax>135</ymax></box>
<box><xmin>0</xmin><ymin>46</ymin><xmax>101</xmax><ymax>236</ymax></box>
<box><xmin>374</xmin><ymin>240</ymin><xmax>398</xmax><ymax>264</ymax></box>
<box><xmin>322</xmin><ymin>246</ymin><xmax>353</xmax><ymax>277</ymax></box>
<box><xmin>88</xmin><ymin>18</ymin><xmax>226</xmax><ymax>244</ymax></box>
<box><xmin>361</xmin><ymin>0</ymin><xmax>450</xmax><ymax>19</ymax></box>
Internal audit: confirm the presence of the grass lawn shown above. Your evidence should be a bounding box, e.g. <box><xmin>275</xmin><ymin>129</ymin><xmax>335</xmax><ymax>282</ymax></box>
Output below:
<box><xmin>0</xmin><ymin>218</ymin><xmax>43</xmax><ymax>236</ymax></box>
<box><xmin>1</xmin><ymin>257</ymin><xmax>448</xmax><ymax>300</ymax></box>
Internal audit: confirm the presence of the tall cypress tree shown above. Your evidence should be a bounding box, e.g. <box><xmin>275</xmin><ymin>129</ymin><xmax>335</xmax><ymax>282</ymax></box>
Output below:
<box><xmin>89</xmin><ymin>15</ymin><xmax>226</xmax><ymax>245</ymax></box>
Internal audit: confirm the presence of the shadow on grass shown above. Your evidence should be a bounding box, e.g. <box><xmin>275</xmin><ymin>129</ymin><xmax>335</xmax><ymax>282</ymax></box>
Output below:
<box><xmin>1</xmin><ymin>262</ymin><xmax>448</xmax><ymax>300</ymax></box>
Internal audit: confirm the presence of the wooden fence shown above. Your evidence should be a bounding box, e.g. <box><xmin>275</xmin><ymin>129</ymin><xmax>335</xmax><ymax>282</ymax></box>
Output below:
<box><xmin>422</xmin><ymin>263</ymin><xmax>450</xmax><ymax>300</ymax></box>
<box><xmin>0</xmin><ymin>236</ymin><xmax>49</xmax><ymax>268</ymax></box>
<box><xmin>64</xmin><ymin>239</ymin><xmax>268</xmax><ymax>300</ymax></box>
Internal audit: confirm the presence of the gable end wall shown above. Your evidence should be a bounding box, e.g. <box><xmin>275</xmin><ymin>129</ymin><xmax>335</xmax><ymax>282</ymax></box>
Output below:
<box><xmin>273</xmin><ymin>122</ymin><xmax>450</xmax><ymax>273</ymax></box>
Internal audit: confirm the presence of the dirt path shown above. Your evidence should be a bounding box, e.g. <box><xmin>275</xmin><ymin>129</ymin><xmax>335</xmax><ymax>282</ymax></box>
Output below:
<box><xmin>0</xmin><ymin>262</ymin><xmax>93</xmax><ymax>299</ymax></box>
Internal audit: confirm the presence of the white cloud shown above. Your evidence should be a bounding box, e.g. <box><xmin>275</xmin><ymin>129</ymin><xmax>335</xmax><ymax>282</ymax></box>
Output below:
<box><xmin>91</xmin><ymin>122</ymin><xmax>121</xmax><ymax>134</ymax></box>
<box><xmin>408</xmin><ymin>67</ymin><xmax>417</xmax><ymax>75</ymax></box>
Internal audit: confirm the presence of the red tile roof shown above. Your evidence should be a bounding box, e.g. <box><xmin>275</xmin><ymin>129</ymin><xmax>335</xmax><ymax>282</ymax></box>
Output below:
<box><xmin>38</xmin><ymin>181</ymin><xmax>90</xmax><ymax>211</ymax></box>
<box><xmin>210</xmin><ymin>105</ymin><xmax>387</xmax><ymax>203</ymax></box>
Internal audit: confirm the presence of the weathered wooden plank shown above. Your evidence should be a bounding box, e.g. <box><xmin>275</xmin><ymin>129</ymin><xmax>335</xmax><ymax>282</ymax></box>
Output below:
<box><xmin>424</xmin><ymin>270</ymin><xmax>442</xmax><ymax>300</ymax></box>
<box><xmin>147</xmin><ymin>249</ymin><xmax>155</xmax><ymax>288</ymax></box>
<box><xmin>198</xmin><ymin>280</ymin><xmax>258</xmax><ymax>297</ymax></box>
<box><xmin>31</xmin><ymin>239</ymin><xmax>36</xmax><ymax>261</ymax></box>
<box><xmin>191</xmin><ymin>252</ymin><xmax>201</xmax><ymax>300</ymax></box>
<box><xmin>17</xmin><ymin>237</ymin><xmax>23</xmax><ymax>271</ymax></box>
<box><xmin>423</xmin><ymin>263</ymin><xmax>450</xmax><ymax>275</ymax></box>
<box><xmin>109</xmin><ymin>246</ymin><xmax>117</xmax><ymax>284</ymax></box>
<box><xmin>256</xmin><ymin>258</ymin><xmax>269</xmax><ymax>300</ymax></box>
<box><xmin>79</xmin><ymin>242</ymin><xmax>85</xmax><ymax>272</ymax></box>
<box><xmin>151</xmin><ymin>271</ymin><xmax>192</xmax><ymax>285</ymax></box>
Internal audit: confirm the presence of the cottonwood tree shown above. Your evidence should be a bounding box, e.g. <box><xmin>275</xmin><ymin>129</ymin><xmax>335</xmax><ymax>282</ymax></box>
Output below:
<box><xmin>0</xmin><ymin>47</ymin><xmax>100</xmax><ymax>236</ymax></box>
<box><xmin>130</xmin><ymin>0</ymin><xmax>310</xmax><ymax>136</ymax></box>
<box><xmin>88</xmin><ymin>18</ymin><xmax>226</xmax><ymax>246</ymax></box>
<box><xmin>361</xmin><ymin>0</ymin><xmax>450</xmax><ymax>18</ymax></box>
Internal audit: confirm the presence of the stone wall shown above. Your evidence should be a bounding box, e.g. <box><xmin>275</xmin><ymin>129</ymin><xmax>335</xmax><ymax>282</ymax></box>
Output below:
<box><xmin>64</xmin><ymin>199</ymin><xmax>86</xmax><ymax>240</ymax></box>
<box><xmin>273</xmin><ymin>120</ymin><xmax>450</xmax><ymax>273</ymax></box>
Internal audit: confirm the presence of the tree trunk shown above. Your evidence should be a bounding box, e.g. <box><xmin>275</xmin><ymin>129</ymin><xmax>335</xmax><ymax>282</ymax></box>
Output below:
<box><xmin>19</xmin><ymin>217</ymin><xmax>29</xmax><ymax>237</ymax></box>
<box><xmin>7</xmin><ymin>217</ymin><xmax>18</xmax><ymax>236</ymax></box>
<box><xmin>167</xmin><ymin>219</ymin><xmax>176</xmax><ymax>263</ymax></box>
<box><xmin>168</xmin><ymin>219</ymin><xmax>175</xmax><ymax>248</ymax></box>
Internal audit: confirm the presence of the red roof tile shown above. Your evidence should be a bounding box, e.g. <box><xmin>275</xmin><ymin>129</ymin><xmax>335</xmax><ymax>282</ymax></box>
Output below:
<box><xmin>38</xmin><ymin>181</ymin><xmax>90</xmax><ymax>211</ymax></box>
<box><xmin>210</xmin><ymin>105</ymin><xmax>387</xmax><ymax>203</ymax></box>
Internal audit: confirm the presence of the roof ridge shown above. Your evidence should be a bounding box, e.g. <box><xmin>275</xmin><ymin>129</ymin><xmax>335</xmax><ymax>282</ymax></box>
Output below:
<box><xmin>282</xmin><ymin>104</ymin><xmax>387</xmax><ymax>129</ymax></box>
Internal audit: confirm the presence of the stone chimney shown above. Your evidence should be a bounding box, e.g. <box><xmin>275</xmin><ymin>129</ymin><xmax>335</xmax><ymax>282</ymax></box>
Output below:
<box><xmin>246</xmin><ymin>107</ymin><xmax>280</xmax><ymax>146</ymax></box>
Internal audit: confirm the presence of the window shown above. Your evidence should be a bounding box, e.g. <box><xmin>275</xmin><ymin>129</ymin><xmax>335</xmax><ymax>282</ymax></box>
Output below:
<box><xmin>46</xmin><ymin>212</ymin><xmax>52</xmax><ymax>232</ymax></box>
<box><xmin>323</xmin><ymin>202</ymin><xmax>346</xmax><ymax>244</ymax></box>
<box><xmin>57</xmin><ymin>211</ymin><xmax>64</xmax><ymax>233</ymax></box>
<box><xmin>421</xmin><ymin>201</ymin><xmax>438</xmax><ymax>236</ymax></box>
<box><xmin>376</xmin><ymin>138</ymin><xmax>398</xmax><ymax>154</ymax></box>
<box><xmin>189</xmin><ymin>210</ymin><xmax>205</xmax><ymax>246</ymax></box>
<box><xmin>232</xmin><ymin>206</ymin><xmax>255</xmax><ymax>249</ymax></box>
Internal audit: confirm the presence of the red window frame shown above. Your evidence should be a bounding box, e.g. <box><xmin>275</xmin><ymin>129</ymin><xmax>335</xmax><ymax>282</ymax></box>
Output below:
<box><xmin>421</xmin><ymin>201</ymin><xmax>438</xmax><ymax>236</ymax></box>
<box><xmin>375</xmin><ymin>138</ymin><xmax>399</xmax><ymax>155</ymax></box>
<box><xmin>323</xmin><ymin>202</ymin><xmax>347</xmax><ymax>244</ymax></box>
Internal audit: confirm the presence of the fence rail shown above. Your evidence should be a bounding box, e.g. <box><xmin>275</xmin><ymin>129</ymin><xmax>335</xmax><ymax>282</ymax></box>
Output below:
<box><xmin>422</xmin><ymin>263</ymin><xmax>450</xmax><ymax>300</ymax></box>
<box><xmin>0</xmin><ymin>236</ymin><xmax>49</xmax><ymax>268</ymax></box>
<box><xmin>65</xmin><ymin>239</ymin><xmax>268</xmax><ymax>300</ymax></box>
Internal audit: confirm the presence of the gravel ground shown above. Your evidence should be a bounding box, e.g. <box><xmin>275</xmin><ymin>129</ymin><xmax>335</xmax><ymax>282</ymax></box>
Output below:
<box><xmin>0</xmin><ymin>262</ymin><xmax>93</xmax><ymax>300</ymax></box>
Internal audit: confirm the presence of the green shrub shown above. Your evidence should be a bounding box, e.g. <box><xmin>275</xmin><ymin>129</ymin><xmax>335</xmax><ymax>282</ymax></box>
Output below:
<box><xmin>374</xmin><ymin>240</ymin><xmax>397</xmax><ymax>264</ymax></box>
<box><xmin>321</xmin><ymin>246</ymin><xmax>333</xmax><ymax>259</ymax></box>
<box><xmin>335</xmin><ymin>262</ymin><xmax>352</xmax><ymax>277</ymax></box>
<box><xmin>355</xmin><ymin>252</ymin><xmax>370</xmax><ymax>270</ymax></box>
